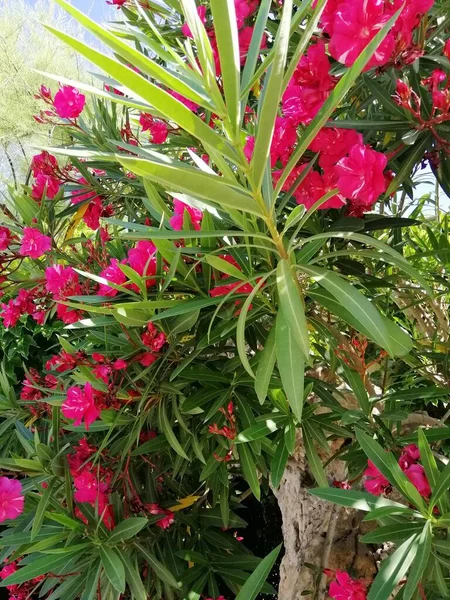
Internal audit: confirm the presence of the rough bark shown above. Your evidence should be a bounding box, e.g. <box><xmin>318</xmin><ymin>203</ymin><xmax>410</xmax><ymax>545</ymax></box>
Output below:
<box><xmin>273</xmin><ymin>435</ymin><xmax>377</xmax><ymax>600</ymax></box>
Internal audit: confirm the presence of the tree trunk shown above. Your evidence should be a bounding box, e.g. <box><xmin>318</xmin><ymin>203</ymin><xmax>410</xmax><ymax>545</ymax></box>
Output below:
<box><xmin>273</xmin><ymin>437</ymin><xmax>377</xmax><ymax>599</ymax></box>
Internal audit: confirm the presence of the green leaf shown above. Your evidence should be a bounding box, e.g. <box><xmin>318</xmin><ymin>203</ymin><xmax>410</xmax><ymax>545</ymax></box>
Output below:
<box><xmin>368</xmin><ymin>535</ymin><xmax>419</xmax><ymax>600</ymax></box>
<box><xmin>236</xmin><ymin>419</ymin><xmax>280</xmax><ymax>443</ymax></box>
<box><xmin>402</xmin><ymin>522</ymin><xmax>432</xmax><ymax>600</ymax></box>
<box><xmin>276</xmin><ymin>311</ymin><xmax>305</xmax><ymax>423</ymax></box>
<box><xmin>238</xmin><ymin>443</ymin><xmax>260</xmax><ymax>501</ymax></box>
<box><xmin>235</xmin><ymin>545</ymin><xmax>281</xmax><ymax>600</ymax></box>
<box><xmin>44</xmin><ymin>32</ymin><xmax>241</xmax><ymax>167</ymax></box>
<box><xmin>210</xmin><ymin>0</ymin><xmax>240</xmax><ymax>135</ymax></box>
<box><xmin>205</xmin><ymin>255</ymin><xmax>247</xmax><ymax>280</ymax></box>
<box><xmin>80</xmin><ymin>563</ymin><xmax>102</xmax><ymax>600</ymax></box>
<box><xmin>303</xmin><ymin>423</ymin><xmax>328</xmax><ymax>487</ymax></box>
<box><xmin>341</xmin><ymin>364</ymin><xmax>370</xmax><ymax>416</ymax></box>
<box><xmin>309</xmin><ymin>488</ymin><xmax>408</xmax><ymax>512</ymax></box>
<box><xmin>0</xmin><ymin>554</ymin><xmax>71</xmax><ymax>587</ymax></box>
<box><xmin>386</xmin><ymin>135</ymin><xmax>432</xmax><ymax>196</ymax></box>
<box><xmin>31</xmin><ymin>478</ymin><xmax>57</xmax><ymax>540</ymax></box>
<box><xmin>250</xmin><ymin>0</ymin><xmax>293</xmax><ymax>190</ymax></box>
<box><xmin>135</xmin><ymin>543</ymin><xmax>181</xmax><ymax>589</ymax></box>
<box><xmin>255</xmin><ymin>326</ymin><xmax>277</xmax><ymax>404</ymax></box>
<box><xmin>100</xmin><ymin>547</ymin><xmax>126</xmax><ymax>594</ymax></box>
<box><xmin>361</xmin><ymin>523</ymin><xmax>424</xmax><ymax>544</ymax></box>
<box><xmin>108</xmin><ymin>518</ymin><xmax>148</xmax><ymax>544</ymax></box>
<box><xmin>120</xmin><ymin>554</ymin><xmax>147</xmax><ymax>600</ymax></box>
<box><xmin>277</xmin><ymin>259</ymin><xmax>310</xmax><ymax>359</ymax></box>
<box><xmin>430</xmin><ymin>460</ymin><xmax>450</xmax><ymax>511</ymax></box>
<box><xmin>118</xmin><ymin>155</ymin><xmax>262</xmax><ymax>217</ymax></box>
<box><xmin>356</xmin><ymin>431</ymin><xmax>426</xmax><ymax>512</ymax></box>
<box><xmin>271</xmin><ymin>440</ymin><xmax>289</xmax><ymax>488</ymax></box>
<box><xmin>301</xmin><ymin>264</ymin><xmax>404</xmax><ymax>357</ymax></box>
<box><xmin>158</xmin><ymin>402</ymin><xmax>190</xmax><ymax>461</ymax></box>
<box><xmin>418</xmin><ymin>429</ymin><xmax>446</xmax><ymax>513</ymax></box>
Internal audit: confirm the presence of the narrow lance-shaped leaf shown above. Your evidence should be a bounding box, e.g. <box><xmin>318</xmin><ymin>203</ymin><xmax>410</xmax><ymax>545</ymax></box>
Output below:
<box><xmin>210</xmin><ymin>0</ymin><xmax>241</xmax><ymax>136</ymax></box>
<box><xmin>250</xmin><ymin>0</ymin><xmax>293</xmax><ymax>191</ymax></box>
<box><xmin>235</xmin><ymin>545</ymin><xmax>282</xmax><ymax>600</ymax></box>
<box><xmin>255</xmin><ymin>326</ymin><xmax>277</xmax><ymax>404</ymax></box>
<box><xmin>277</xmin><ymin>259</ymin><xmax>310</xmax><ymax>359</ymax></box>
<box><xmin>276</xmin><ymin>311</ymin><xmax>305</xmax><ymax>423</ymax></box>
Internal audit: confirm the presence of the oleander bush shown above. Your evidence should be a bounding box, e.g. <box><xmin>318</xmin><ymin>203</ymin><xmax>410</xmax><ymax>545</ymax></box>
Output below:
<box><xmin>0</xmin><ymin>0</ymin><xmax>450</xmax><ymax>599</ymax></box>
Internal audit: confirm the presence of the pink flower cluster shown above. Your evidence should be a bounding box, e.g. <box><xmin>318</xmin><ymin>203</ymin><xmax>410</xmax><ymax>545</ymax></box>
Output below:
<box><xmin>139</xmin><ymin>113</ymin><xmax>169</xmax><ymax>144</ymax></box>
<box><xmin>318</xmin><ymin>0</ymin><xmax>434</xmax><ymax>69</ymax></box>
<box><xmin>34</xmin><ymin>85</ymin><xmax>85</xmax><ymax>125</ymax></box>
<box><xmin>62</xmin><ymin>382</ymin><xmax>100</xmax><ymax>430</ymax></box>
<box><xmin>139</xmin><ymin>322</ymin><xmax>167</xmax><ymax>366</ymax></box>
<box><xmin>45</xmin><ymin>264</ymin><xmax>82</xmax><ymax>324</ymax></box>
<box><xmin>209</xmin><ymin>255</ymin><xmax>255</xmax><ymax>308</ymax></box>
<box><xmin>68</xmin><ymin>439</ymin><xmax>114</xmax><ymax>529</ymax></box>
<box><xmin>0</xmin><ymin>287</ymin><xmax>48</xmax><ymax>328</ymax></box>
<box><xmin>364</xmin><ymin>444</ymin><xmax>431</xmax><ymax>498</ymax></box>
<box><xmin>30</xmin><ymin>150</ymin><xmax>62</xmax><ymax>201</ymax></box>
<box><xmin>0</xmin><ymin>560</ymin><xmax>44</xmax><ymax>600</ymax></box>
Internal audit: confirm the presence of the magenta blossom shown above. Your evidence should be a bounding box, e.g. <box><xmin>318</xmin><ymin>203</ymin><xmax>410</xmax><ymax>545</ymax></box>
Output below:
<box><xmin>0</xmin><ymin>478</ymin><xmax>24</xmax><ymax>523</ymax></box>
<box><xmin>336</xmin><ymin>144</ymin><xmax>388</xmax><ymax>207</ymax></box>
<box><xmin>107</xmin><ymin>0</ymin><xmax>127</xmax><ymax>6</ymax></box>
<box><xmin>329</xmin><ymin>0</ymin><xmax>396</xmax><ymax>69</ymax></box>
<box><xmin>62</xmin><ymin>383</ymin><xmax>100</xmax><ymax>430</ymax></box>
<box><xmin>309</xmin><ymin>128</ymin><xmax>363</xmax><ymax>170</ymax></box>
<box><xmin>127</xmin><ymin>241</ymin><xmax>157</xmax><ymax>286</ymax></box>
<box><xmin>31</xmin><ymin>173</ymin><xmax>61</xmax><ymax>200</ymax></box>
<box><xmin>403</xmin><ymin>463</ymin><xmax>431</xmax><ymax>497</ymax></box>
<box><xmin>329</xmin><ymin>571</ymin><xmax>367</xmax><ymax>600</ymax></box>
<box><xmin>363</xmin><ymin>460</ymin><xmax>390</xmax><ymax>496</ymax></box>
<box><xmin>53</xmin><ymin>86</ymin><xmax>86</xmax><ymax>119</ymax></box>
<box><xmin>19</xmin><ymin>227</ymin><xmax>52</xmax><ymax>259</ymax></box>
<box><xmin>170</xmin><ymin>199</ymin><xmax>203</xmax><ymax>231</ymax></box>
<box><xmin>98</xmin><ymin>259</ymin><xmax>127</xmax><ymax>297</ymax></box>
<box><xmin>0</xmin><ymin>226</ymin><xmax>12</xmax><ymax>251</ymax></box>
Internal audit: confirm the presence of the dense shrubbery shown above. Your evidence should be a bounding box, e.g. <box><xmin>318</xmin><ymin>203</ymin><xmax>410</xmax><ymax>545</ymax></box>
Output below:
<box><xmin>0</xmin><ymin>0</ymin><xmax>450</xmax><ymax>599</ymax></box>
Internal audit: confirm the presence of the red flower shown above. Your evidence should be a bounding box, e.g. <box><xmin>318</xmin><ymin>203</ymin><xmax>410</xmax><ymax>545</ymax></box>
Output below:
<box><xmin>329</xmin><ymin>571</ymin><xmax>367</xmax><ymax>600</ymax></box>
<box><xmin>62</xmin><ymin>383</ymin><xmax>100</xmax><ymax>430</ymax></box>
<box><xmin>98</xmin><ymin>259</ymin><xmax>127</xmax><ymax>297</ymax></box>
<box><xmin>0</xmin><ymin>478</ymin><xmax>24</xmax><ymax>523</ymax></box>
<box><xmin>363</xmin><ymin>460</ymin><xmax>390</xmax><ymax>496</ymax></box>
<box><xmin>169</xmin><ymin>199</ymin><xmax>203</xmax><ymax>231</ymax></box>
<box><xmin>336</xmin><ymin>144</ymin><xmax>387</xmax><ymax>207</ymax></box>
<box><xmin>53</xmin><ymin>85</ymin><xmax>86</xmax><ymax>119</ymax></box>
<box><xmin>107</xmin><ymin>0</ymin><xmax>127</xmax><ymax>6</ymax></box>
<box><xmin>0</xmin><ymin>227</ymin><xmax>12</xmax><ymax>251</ymax></box>
<box><xmin>329</xmin><ymin>0</ymin><xmax>395</xmax><ymax>69</ymax></box>
<box><xmin>19</xmin><ymin>227</ymin><xmax>51</xmax><ymax>259</ymax></box>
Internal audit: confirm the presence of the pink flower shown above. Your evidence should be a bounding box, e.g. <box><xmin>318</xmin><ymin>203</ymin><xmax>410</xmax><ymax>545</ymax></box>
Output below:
<box><xmin>170</xmin><ymin>199</ymin><xmax>203</xmax><ymax>231</ymax></box>
<box><xmin>275</xmin><ymin>167</ymin><xmax>345</xmax><ymax>210</ymax></box>
<box><xmin>127</xmin><ymin>241</ymin><xmax>157</xmax><ymax>285</ymax></box>
<box><xmin>309</xmin><ymin>128</ymin><xmax>363</xmax><ymax>169</ymax></box>
<box><xmin>141</xmin><ymin>323</ymin><xmax>167</xmax><ymax>351</ymax></box>
<box><xmin>312</xmin><ymin>0</ymin><xmax>341</xmax><ymax>35</ymax></box>
<box><xmin>282</xmin><ymin>42</ymin><xmax>334</xmax><ymax>125</ymax></box>
<box><xmin>45</xmin><ymin>264</ymin><xmax>79</xmax><ymax>297</ymax></box>
<box><xmin>61</xmin><ymin>383</ymin><xmax>100</xmax><ymax>430</ymax></box>
<box><xmin>140</xmin><ymin>114</ymin><xmax>169</xmax><ymax>144</ymax></box>
<box><xmin>0</xmin><ymin>562</ymin><xmax>17</xmax><ymax>580</ymax></box>
<box><xmin>403</xmin><ymin>463</ymin><xmax>431</xmax><ymax>497</ymax></box>
<box><xmin>181</xmin><ymin>5</ymin><xmax>207</xmax><ymax>37</ymax></box>
<box><xmin>239</xmin><ymin>27</ymin><xmax>267</xmax><ymax>65</ymax></box>
<box><xmin>31</xmin><ymin>173</ymin><xmax>61</xmax><ymax>200</ymax></box>
<box><xmin>139</xmin><ymin>352</ymin><xmax>158</xmax><ymax>367</ymax></box>
<box><xmin>107</xmin><ymin>0</ymin><xmax>127</xmax><ymax>6</ymax></box>
<box><xmin>329</xmin><ymin>0</ymin><xmax>396</xmax><ymax>69</ymax></box>
<box><xmin>0</xmin><ymin>478</ymin><xmax>24</xmax><ymax>523</ymax></box>
<box><xmin>245</xmin><ymin>117</ymin><xmax>297</xmax><ymax>167</ymax></box>
<box><xmin>444</xmin><ymin>39</ymin><xmax>450</xmax><ymax>60</ymax></box>
<box><xmin>235</xmin><ymin>0</ymin><xmax>258</xmax><ymax>28</ymax></box>
<box><xmin>398</xmin><ymin>444</ymin><xmax>420</xmax><ymax>470</ymax></box>
<box><xmin>98</xmin><ymin>259</ymin><xmax>127</xmax><ymax>297</ymax></box>
<box><xmin>363</xmin><ymin>460</ymin><xmax>390</xmax><ymax>496</ymax></box>
<box><xmin>19</xmin><ymin>227</ymin><xmax>52</xmax><ymax>259</ymax></box>
<box><xmin>53</xmin><ymin>86</ymin><xmax>86</xmax><ymax>119</ymax></box>
<box><xmin>0</xmin><ymin>299</ymin><xmax>22</xmax><ymax>328</ymax></box>
<box><xmin>31</xmin><ymin>151</ymin><xmax>59</xmax><ymax>178</ymax></box>
<box><xmin>0</xmin><ymin>226</ymin><xmax>12</xmax><ymax>251</ymax></box>
<box><xmin>147</xmin><ymin>504</ymin><xmax>175</xmax><ymax>529</ymax></box>
<box><xmin>113</xmin><ymin>359</ymin><xmax>128</xmax><ymax>370</ymax></box>
<box><xmin>392</xmin><ymin>0</ymin><xmax>435</xmax><ymax>46</ymax></box>
<box><xmin>73</xmin><ymin>471</ymin><xmax>108</xmax><ymax>504</ymax></box>
<box><xmin>329</xmin><ymin>571</ymin><xmax>367</xmax><ymax>600</ymax></box>
<box><xmin>336</xmin><ymin>144</ymin><xmax>387</xmax><ymax>207</ymax></box>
